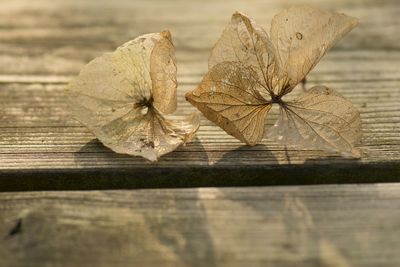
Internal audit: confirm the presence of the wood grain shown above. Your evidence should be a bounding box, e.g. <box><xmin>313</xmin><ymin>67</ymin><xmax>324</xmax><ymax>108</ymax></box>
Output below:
<box><xmin>1</xmin><ymin>2</ymin><xmax>399</xmax><ymax>265</ymax></box>
<box><xmin>0</xmin><ymin>0</ymin><xmax>399</xmax><ymax>190</ymax></box>
<box><xmin>1</xmin><ymin>183</ymin><xmax>400</xmax><ymax>267</ymax></box>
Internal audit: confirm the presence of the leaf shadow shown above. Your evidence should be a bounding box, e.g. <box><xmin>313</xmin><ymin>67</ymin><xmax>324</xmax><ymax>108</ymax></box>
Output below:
<box><xmin>1</xmin><ymin>195</ymin><xmax>217</xmax><ymax>266</ymax></box>
<box><xmin>303</xmin><ymin>155</ymin><xmax>361</xmax><ymax>165</ymax></box>
<box><xmin>73</xmin><ymin>138</ymin><xmax>148</xmax><ymax>168</ymax></box>
<box><xmin>213</xmin><ymin>183</ymin><xmax>382</xmax><ymax>266</ymax></box>
<box><xmin>138</xmin><ymin>189</ymin><xmax>217</xmax><ymax>267</ymax></box>
<box><xmin>213</xmin><ymin>143</ymin><xmax>279</xmax><ymax>167</ymax></box>
<box><xmin>73</xmin><ymin>136</ymin><xmax>209</xmax><ymax>168</ymax></box>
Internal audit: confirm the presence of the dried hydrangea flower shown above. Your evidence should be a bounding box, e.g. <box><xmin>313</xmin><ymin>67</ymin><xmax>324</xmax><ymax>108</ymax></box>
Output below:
<box><xmin>66</xmin><ymin>30</ymin><xmax>200</xmax><ymax>162</ymax></box>
<box><xmin>186</xmin><ymin>6</ymin><xmax>362</xmax><ymax>157</ymax></box>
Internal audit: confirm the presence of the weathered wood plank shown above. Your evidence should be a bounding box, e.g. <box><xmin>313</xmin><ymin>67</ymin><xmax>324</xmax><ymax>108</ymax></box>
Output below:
<box><xmin>0</xmin><ymin>0</ymin><xmax>399</xmax><ymax>76</ymax></box>
<box><xmin>1</xmin><ymin>183</ymin><xmax>400</xmax><ymax>266</ymax></box>
<box><xmin>0</xmin><ymin>0</ymin><xmax>399</xmax><ymax>189</ymax></box>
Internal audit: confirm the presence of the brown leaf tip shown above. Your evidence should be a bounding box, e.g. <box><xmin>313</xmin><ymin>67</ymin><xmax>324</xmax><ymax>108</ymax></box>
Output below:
<box><xmin>161</xmin><ymin>29</ymin><xmax>172</xmax><ymax>41</ymax></box>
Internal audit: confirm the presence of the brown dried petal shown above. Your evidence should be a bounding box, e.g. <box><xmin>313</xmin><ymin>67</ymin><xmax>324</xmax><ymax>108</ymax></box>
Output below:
<box><xmin>208</xmin><ymin>12</ymin><xmax>278</xmax><ymax>93</ymax></box>
<box><xmin>186</xmin><ymin>61</ymin><xmax>271</xmax><ymax>145</ymax></box>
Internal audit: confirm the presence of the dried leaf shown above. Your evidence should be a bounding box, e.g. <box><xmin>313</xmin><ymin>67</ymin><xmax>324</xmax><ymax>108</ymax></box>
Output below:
<box><xmin>208</xmin><ymin>12</ymin><xmax>278</xmax><ymax>92</ymax></box>
<box><xmin>66</xmin><ymin>30</ymin><xmax>199</xmax><ymax>162</ymax></box>
<box><xmin>186</xmin><ymin>61</ymin><xmax>271</xmax><ymax>145</ymax></box>
<box><xmin>150</xmin><ymin>30</ymin><xmax>177</xmax><ymax>114</ymax></box>
<box><xmin>186</xmin><ymin>7</ymin><xmax>361</xmax><ymax>157</ymax></box>
<box><xmin>267</xmin><ymin>86</ymin><xmax>362</xmax><ymax>157</ymax></box>
<box><xmin>270</xmin><ymin>6</ymin><xmax>359</xmax><ymax>94</ymax></box>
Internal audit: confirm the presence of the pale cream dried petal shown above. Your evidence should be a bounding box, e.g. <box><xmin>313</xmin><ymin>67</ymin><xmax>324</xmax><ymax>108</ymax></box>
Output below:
<box><xmin>95</xmin><ymin>109</ymin><xmax>199</xmax><ymax>162</ymax></box>
<box><xmin>112</xmin><ymin>33</ymin><xmax>159</xmax><ymax>99</ymax></box>
<box><xmin>186</xmin><ymin>61</ymin><xmax>271</xmax><ymax>145</ymax></box>
<box><xmin>150</xmin><ymin>30</ymin><xmax>177</xmax><ymax>114</ymax></box>
<box><xmin>66</xmin><ymin>31</ymin><xmax>198</xmax><ymax>161</ymax></box>
<box><xmin>270</xmin><ymin>6</ymin><xmax>359</xmax><ymax>94</ymax></box>
<box><xmin>209</xmin><ymin>12</ymin><xmax>278</xmax><ymax>93</ymax></box>
<box><xmin>267</xmin><ymin>86</ymin><xmax>362</xmax><ymax>157</ymax></box>
<box><xmin>66</xmin><ymin>53</ymin><xmax>138</xmax><ymax>128</ymax></box>
<box><xmin>112</xmin><ymin>30</ymin><xmax>177</xmax><ymax>113</ymax></box>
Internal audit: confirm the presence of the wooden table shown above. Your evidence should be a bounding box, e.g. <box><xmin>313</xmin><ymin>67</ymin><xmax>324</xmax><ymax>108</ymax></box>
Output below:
<box><xmin>1</xmin><ymin>0</ymin><xmax>399</xmax><ymax>266</ymax></box>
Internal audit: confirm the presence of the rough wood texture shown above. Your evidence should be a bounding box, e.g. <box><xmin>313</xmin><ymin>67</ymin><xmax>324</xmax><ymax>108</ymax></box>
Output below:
<box><xmin>0</xmin><ymin>0</ymin><xmax>399</xmax><ymax>190</ymax></box>
<box><xmin>1</xmin><ymin>183</ymin><xmax>400</xmax><ymax>266</ymax></box>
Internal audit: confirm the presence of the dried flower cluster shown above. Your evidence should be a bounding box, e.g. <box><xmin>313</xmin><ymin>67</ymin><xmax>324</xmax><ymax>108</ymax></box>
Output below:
<box><xmin>66</xmin><ymin>6</ymin><xmax>362</xmax><ymax>161</ymax></box>
<box><xmin>186</xmin><ymin>6</ymin><xmax>361</xmax><ymax>157</ymax></box>
<box><xmin>65</xmin><ymin>31</ymin><xmax>199</xmax><ymax>162</ymax></box>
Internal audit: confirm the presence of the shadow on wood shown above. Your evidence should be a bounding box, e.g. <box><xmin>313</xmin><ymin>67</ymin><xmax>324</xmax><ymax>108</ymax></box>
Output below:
<box><xmin>2</xmin><ymin>184</ymin><xmax>396</xmax><ymax>266</ymax></box>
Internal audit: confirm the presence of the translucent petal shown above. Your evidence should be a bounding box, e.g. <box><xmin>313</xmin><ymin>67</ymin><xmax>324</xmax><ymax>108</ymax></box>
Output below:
<box><xmin>66</xmin><ymin>53</ymin><xmax>139</xmax><ymax>129</ymax></box>
<box><xmin>267</xmin><ymin>86</ymin><xmax>362</xmax><ymax>157</ymax></box>
<box><xmin>150</xmin><ymin>30</ymin><xmax>177</xmax><ymax>114</ymax></box>
<box><xmin>95</xmin><ymin>108</ymin><xmax>199</xmax><ymax>162</ymax></box>
<box><xmin>270</xmin><ymin>6</ymin><xmax>359</xmax><ymax>94</ymax></box>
